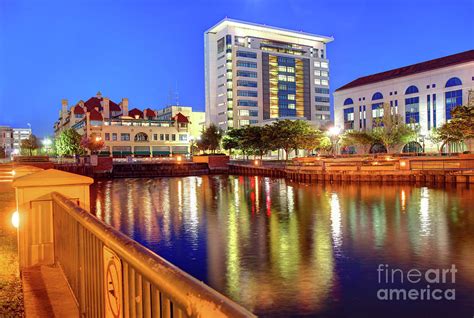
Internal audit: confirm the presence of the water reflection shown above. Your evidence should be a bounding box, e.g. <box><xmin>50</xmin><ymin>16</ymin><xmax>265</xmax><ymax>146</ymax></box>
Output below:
<box><xmin>91</xmin><ymin>176</ymin><xmax>474</xmax><ymax>317</ymax></box>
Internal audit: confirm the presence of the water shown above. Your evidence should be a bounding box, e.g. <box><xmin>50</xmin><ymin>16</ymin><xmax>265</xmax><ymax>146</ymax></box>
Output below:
<box><xmin>91</xmin><ymin>176</ymin><xmax>474</xmax><ymax>317</ymax></box>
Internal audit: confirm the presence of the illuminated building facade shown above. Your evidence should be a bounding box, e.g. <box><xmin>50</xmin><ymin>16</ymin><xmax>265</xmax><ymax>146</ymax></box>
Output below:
<box><xmin>205</xmin><ymin>18</ymin><xmax>334</xmax><ymax>130</ymax></box>
<box><xmin>54</xmin><ymin>92</ymin><xmax>194</xmax><ymax>157</ymax></box>
<box><xmin>334</xmin><ymin>50</ymin><xmax>474</xmax><ymax>152</ymax></box>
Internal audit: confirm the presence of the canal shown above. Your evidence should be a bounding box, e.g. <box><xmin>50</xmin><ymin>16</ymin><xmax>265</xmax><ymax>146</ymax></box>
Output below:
<box><xmin>91</xmin><ymin>175</ymin><xmax>474</xmax><ymax>317</ymax></box>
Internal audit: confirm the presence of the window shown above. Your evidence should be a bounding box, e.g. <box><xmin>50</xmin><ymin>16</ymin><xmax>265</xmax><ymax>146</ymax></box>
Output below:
<box><xmin>112</xmin><ymin>133</ymin><xmax>117</xmax><ymax>141</ymax></box>
<box><xmin>314</xmin><ymin>70</ymin><xmax>321</xmax><ymax>76</ymax></box>
<box><xmin>405</xmin><ymin>85</ymin><xmax>419</xmax><ymax>95</ymax></box>
<box><xmin>165</xmin><ymin>134</ymin><xmax>170</xmax><ymax>141</ymax></box>
<box><xmin>239</xmin><ymin>119</ymin><xmax>250</xmax><ymax>126</ymax></box>
<box><xmin>427</xmin><ymin>95</ymin><xmax>431</xmax><ymax>130</ymax></box>
<box><xmin>134</xmin><ymin>132</ymin><xmax>148</xmax><ymax>142</ymax></box>
<box><xmin>179</xmin><ymin>134</ymin><xmax>187</xmax><ymax>141</ymax></box>
<box><xmin>237</xmin><ymin>80</ymin><xmax>257</xmax><ymax>87</ymax></box>
<box><xmin>372</xmin><ymin>92</ymin><xmax>384</xmax><ymax>100</ymax></box>
<box><xmin>120</xmin><ymin>133</ymin><xmax>130</xmax><ymax>141</ymax></box>
<box><xmin>237</xmin><ymin>90</ymin><xmax>258</xmax><ymax>97</ymax></box>
<box><xmin>238</xmin><ymin>100</ymin><xmax>258</xmax><ymax>107</ymax></box>
<box><xmin>314</xmin><ymin>61</ymin><xmax>321</xmax><ymax>68</ymax></box>
<box><xmin>445</xmin><ymin>77</ymin><xmax>462</xmax><ymax>88</ymax></box>
<box><xmin>343</xmin><ymin>98</ymin><xmax>354</xmax><ymax>105</ymax></box>
<box><xmin>315</xmin><ymin>114</ymin><xmax>330</xmax><ymax>120</ymax></box>
<box><xmin>287</xmin><ymin>75</ymin><xmax>295</xmax><ymax>82</ymax></box>
<box><xmin>314</xmin><ymin>79</ymin><xmax>321</xmax><ymax>85</ymax></box>
<box><xmin>160</xmin><ymin>134</ymin><xmax>164</xmax><ymax>141</ymax></box>
<box><xmin>217</xmin><ymin>37</ymin><xmax>225</xmax><ymax>54</ymax></box>
<box><xmin>321</xmin><ymin>70</ymin><xmax>328</xmax><ymax>77</ymax></box>
<box><xmin>445</xmin><ymin>90</ymin><xmax>462</xmax><ymax>120</ymax></box>
<box><xmin>172</xmin><ymin>134</ymin><xmax>176</xmax><ymax>141</ymax></box>
<box><xmin>344</xmin><ymin>107</ymin><xmax>355</xmax><ymax>122</ymax></box>
<box><xmin>316</xmin><ymin>105</ymin><xmax>330</xmax><ymax>112</ymax></box>
<box><xmin>320</xmin><ymin>61</ymin><xmax>328</xmax><ymax>68</ymax></box>
<box><xmin>153</xmin><ymin>134</ymin><xmax>158</xmax><ymax>141</ymax></box>
<box><xmin>315</xmin><ymin>87</ymin><xmax>330</xmax><ymax>94</ymax></box>
<box><xmin>321</xmin><ymin>79</ymin><xmax>328</xmax><ymax>86</ymax></box>
<box><xmin>105</xmin><ymin>133</ymin><xmax>110</xmax><ymax>141</ymax></box>
<box><xmin>315</xmin><ymin>96</ymin><xmax>330</xmax><ymax>103</ymax></box>
<box><xmin>236</xmin><ymin>51</ymin><xmax>257</xmax><ymax>58</ymax></box>
<box><xmin>287</xmin><ymin>94</ymin><xmax>295</xmax><ymax>100</ymax></box>
<box><xmin>236</xmin><ymin>70</ymin><xmax>257</xmax><ymax>78</ymax></box>
<box><xmin>372</xmin><ymin>103</ymin><xmax>384</xmax><ymax>118</ymax></box>
<box><xmin>239</xmin><ymin>109</ymin><xmax>249</xmax><ymax>116</ymax></box>
<box><xmin>405</xmin><ymin>97</ymin><xmax>420</xmax><ymax>123</ymax></box>
<box><xmin>237</xmin><ymin>60</ymin><xmax>257</xmax><ymax>68</ymax></box>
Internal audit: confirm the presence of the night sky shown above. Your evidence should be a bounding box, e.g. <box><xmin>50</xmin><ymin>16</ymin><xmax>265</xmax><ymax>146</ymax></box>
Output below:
<box><xmin>1</xmin><ymin>0</ymin><xmax>473</xmax><ymax>137</ymax></box>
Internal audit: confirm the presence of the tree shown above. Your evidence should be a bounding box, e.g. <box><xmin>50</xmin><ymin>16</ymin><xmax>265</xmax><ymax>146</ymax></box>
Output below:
<box><xmin>436</xmin><ymin>123</ymin><xmax>464</xmax><ymax>153</ymax></box>
<box><xmin>20</xmin><ymin>134</ymin><xmax>39</xmax><ymax>156</ymax></box>
<box><xmin>340</xmin><ymin>130</ymin><xmax>375</xmax><ymax>154</ymax></box>
<box><xmin>240</xmin><ymin>126</ymin><xmax>273</xmax><ymax>159</ymax></box>
<box><xmin>223</xmin><ymin>128</ymin><xmax>244</xmax><ymax>157</ymax></box>
<box><xmin>197</xmin><ymin>124</ymin><xmax>223</xmax><ymax>154</ymax></box>
<box><xmin>370</xmin><ymin>103</ymin><xmax>418</xmax><ymax>153</ymax></box>
<box><xmin>0</xmin><ymin>146</ymin><xmax>6</xmax><ymax>159</ymax></box>
<box><xmin>55</xmin><ymin>128</ymin><xmax>84</xmax><ymax>156</ymax></box>
<box><xmin>271</xmin><ymin>120</ymin><xmax>313</xmax><ymax>160</ymax></box>
<box><xmin>295</xmin><ymin>129</ymin><xmax>326</xmax><ymax>154</ymax></box>
<box><xmin>80</xmin><ymin>135</ymin><xmax>105</xmax><ymax>154</ymax></box>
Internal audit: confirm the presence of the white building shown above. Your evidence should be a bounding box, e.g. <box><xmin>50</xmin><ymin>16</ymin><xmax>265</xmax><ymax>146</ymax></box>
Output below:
<box><xmin>334</xmin><ymin>50</ymin><xmax>474</xmax><ymax>153</ymax></box>
<box><xmin>205</xmin><ymin>18</ymin><xmax>333</xmax><ymax>130</ymax></box>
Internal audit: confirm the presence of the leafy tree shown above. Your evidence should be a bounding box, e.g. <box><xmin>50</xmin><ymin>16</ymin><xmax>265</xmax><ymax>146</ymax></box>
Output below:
<box><xmin>436</xmin><ymin>123</ymin><xmax>464</xmax><ymax>153</ymax></box>
<box><xmin>240</xmin><ymin>126</ymin><xmax>273</xmax><ymax>159</ymax></box>
<box><xmin>20</xmin><ymin>134</ymin><xmax>39</xmax><ymax>156</ymax></box>
<box><xmin>370</xmin><ymin>103</ymin><xmax>418</xmax><ymax>153</ymax></box>
<box><xmin>271</xmin><ymin>120</ymin><xmax>313</xmax><ymax>160</ymax></box>
<box><xmin>223</xmin><ymin>128</ymin><xmax>244</xmax><ymax>156</ymax></box>
<box><xmin>55</xmin><ymin>128</ymin><xmax>84</xmax><ymax>156</ymax></box>
<box><xmin>197</xmin><ymin>124</ymin><xmax>223</xmax><ymax>154</ymax></box>
<box><xmin>80</xmin><ymin>135</ymin><xmax>105</xmax><ymax>154</ymax></box>
<box><xmin>340</xmin><ymin>130</ymin><xmax>375</xmax><ymax>154</ymax></box>
<box><xmin>295</xmin><ymin>129</ymin><xmax>326</xmax><ymax>154</ymax></box>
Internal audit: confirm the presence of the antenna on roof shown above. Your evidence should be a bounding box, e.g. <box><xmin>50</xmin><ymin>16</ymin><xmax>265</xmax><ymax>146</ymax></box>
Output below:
<box><xmin>175</xmin><ymin>81</ymin><xmax>179</xmax><ymax>106</ymax></box>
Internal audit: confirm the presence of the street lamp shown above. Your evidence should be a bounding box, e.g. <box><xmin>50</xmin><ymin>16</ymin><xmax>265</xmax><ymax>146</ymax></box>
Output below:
<box><xmin>328</xmin><ymin>126</ymin><xmax>341</xmax><ymax>156</ymax></box>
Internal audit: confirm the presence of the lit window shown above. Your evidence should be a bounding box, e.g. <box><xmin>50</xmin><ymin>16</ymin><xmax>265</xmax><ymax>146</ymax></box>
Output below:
<box><xmin>314</xmin><ymin>79</ymin><xmax>321</xmax><ymax>85</ymax></box>
<box><xmin>287</xmin><ymin>76</ymin><xmax>295</xmax><ymax>82</ymax></box>
<box><xmin>278</xmin><ymin>66</ymin><xmax>287</xmax><ymax>72</ymax></box>
<box><xmin>288</xmin><ymin>103</ymin><xmax>296</xmax><ymax>109</ymax></box>
<box><xmin>314</xmin><ymin>70</ymin><xmax>321</xmax><ymax>76</ymax></box>
<box><xmin>288</xmin><ymin>94</ymin><xmax>295</xmax><ymax>100</ymax></box>
<box><xmin>278</xmin><ymin>74</ymin><xmax>287</xmax><ymax>81</ymax></box>
<box><xmin>321</xmin><ymin>70</ymin><xmax>328</xmax><ymax>77</ymax></box>
<box><xmin>321</xmin><ymin>62</ymin><xmax>328</xmax><ymax>68</ymax></box>
<box><xmin>314</xmin><ymin>61</ymin><xmax>321</xmax><ymax>68</ymax></box>
<box><xmin>287</xmin><ymin>66</ymin><xmax>295</xmax><ymax>73</ymax></box>
<box><xmin>239</xmin><ymin>109</ymin><xmax>250</xmax><ymax>116</ymax></box>
<box><xmin>321</xmin><ymin>79</ymin><xmax>329</xmax><ymax>86</ymax></box>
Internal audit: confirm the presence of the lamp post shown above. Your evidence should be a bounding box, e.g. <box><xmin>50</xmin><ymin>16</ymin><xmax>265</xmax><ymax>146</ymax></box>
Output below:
<box><xmin>328</xmin><ymin>126</ymin><xmax>341</xmax><ymax>157</ymax></box>
<box><xmin>419</xmin><ymin>134</ymin><xmax>425</xmax><ymax>154</ymax></box>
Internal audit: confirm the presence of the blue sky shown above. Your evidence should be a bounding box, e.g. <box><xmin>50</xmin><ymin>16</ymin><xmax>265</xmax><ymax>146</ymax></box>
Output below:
<box><xmin>1</xmin><ymin>0</ymin><xmax>473</xmax><ymax>137</ymax></box>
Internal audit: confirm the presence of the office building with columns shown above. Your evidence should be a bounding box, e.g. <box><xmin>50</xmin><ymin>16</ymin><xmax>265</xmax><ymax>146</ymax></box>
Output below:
<box><xmin>205</xmin><ymin>18</ymin><xmax>333</xmax><ymax>130</ymax></box>
<box><xmin>334</xmin><ymin>50</ymin><xmax>474</xmax><ymax>152</ymax></box>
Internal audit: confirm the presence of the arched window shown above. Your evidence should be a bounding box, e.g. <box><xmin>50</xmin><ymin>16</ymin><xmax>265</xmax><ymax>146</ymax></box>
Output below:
<box><xmin>445</xmin><ymin>77</ymin><xmax>462</xmax><ymax>88</ymax></box>
<box><xmin>369</xmin><ymin>143</ymin><xmax>387</xmax><ymax>154</ymax></box>
<box><xmin>343</xmin><ymin>98</ymin><xmax>354</xmax><ymax>105</ymax></box>
<box><xmin>372</xmin><ymin>92</ymin><xmax>383</xmax><ymax>100</ymax></box>
<box><xmin>402</xmin><ymin>141</ymin><xmax>423</xmax><ymax>153</ymax></box>
<box><xmin>134</xmin><ymin>132</ymin><xmax>149</xmax><ymax>142</ymax></box>
<box><xmin>405</xmin><ymin>85</ymin><xmax>419</xmax><ymax>95</ymax></box>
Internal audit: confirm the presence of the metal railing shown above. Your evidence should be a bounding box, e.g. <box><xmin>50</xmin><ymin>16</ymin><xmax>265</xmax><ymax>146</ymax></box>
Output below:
<box><xmin>51</xmin><ymin>192</ymin><xmax>255</xmax><ymax>318</ymax></box>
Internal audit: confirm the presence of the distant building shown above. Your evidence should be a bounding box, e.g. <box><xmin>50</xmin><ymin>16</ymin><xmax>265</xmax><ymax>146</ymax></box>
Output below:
<box><xmin>13</xmin><ymin>128</ymin><xmax>32</xmax><ymax>154</ymax></box>
<box><xmin>0</xmin><ymin>125</ymin><xmax>31</xmax><ymax>156</ymax></box>
<box><xmin>334</xmin><ymin>50</ymin><xmax>474</xmax><ymax>153</ymax></box>
<box><xmin>205</xmin><ymin>18</ymin><xmax>333</xmax><ymax>130</ymax></box>
<box><xmin>0</xmin><ymin>126</ymin><xmax>13</xmax><ymax>157</ymax></box>
<box><xmin>54</xmin><ymin>92</ymin><xmax>199</xmax><ymax>157</ymax></box>
<box><xmin>156</xmin><ymin>105</ymin><xmax>205</xmax><ymax>139</ymax></box>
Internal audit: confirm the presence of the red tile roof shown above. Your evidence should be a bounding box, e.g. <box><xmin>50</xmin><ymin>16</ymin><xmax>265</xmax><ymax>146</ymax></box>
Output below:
<box><xmin>72</xmin><ymin>105</ymin><xmax>85</xmax><ymax>114</ymax></box>
<box><xmin>144</xmin><ymin>108</ymin><xmax>156</xmax><ymax>118</ymax></box>
<box><xmin>172</xmin><ymin>112</ymin><xmax>189</xmax><ymax>123</ymax></box>
<box><xmin>128</xmin><ymin>108</ymin><xmax>143</xmax><ymax>118</ymax></box>
<box><xmin>335</xmin><ymin>50</ymin><xmax>474</xmax><ymax>92</ymax></box>
<box><xmin>89</xmin><ymin>108</ymin><xmax>103</xmax><ymax>121</ymax></box>
<box><xmin>84</xmin><ymin>97</ymin><xmax>102</xmax><ymax>111</ymax></box>
<box><xmin>109</xmin><ymin>100</ymin><xmax>121</xmax><ymax>112</ymax></box>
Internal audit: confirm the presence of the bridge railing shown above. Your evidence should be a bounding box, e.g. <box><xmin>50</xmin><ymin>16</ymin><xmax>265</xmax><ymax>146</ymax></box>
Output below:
<box><xmin>51</xmin><ymin>192</ymin><xmax>255</xmax><ymax>318</ymax></box>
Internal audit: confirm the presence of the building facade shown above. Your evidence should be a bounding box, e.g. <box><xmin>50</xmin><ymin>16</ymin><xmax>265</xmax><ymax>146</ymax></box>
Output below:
<box><xmin>205</xmin><ymin>18</ymin><xmax>333</xmax><ymax>130</ymax></box>
<box><xmin>156</xmin><ymin>105</ymin><xmax>205</xmax><ymax>139</ymax></box>
<box><xmin>334</xmin><ymin>50</ymin><xmax>474</xmax><ymax>152</ymax></box>
<box><xmin>54</xmin><ymin>92</ymin><xmax>195</xmax><ymax>157</ymax></box>
<box><xmin>0</xmin><ymin>125</ymin><xmax>31</xmax><ymax>157</ymax></box>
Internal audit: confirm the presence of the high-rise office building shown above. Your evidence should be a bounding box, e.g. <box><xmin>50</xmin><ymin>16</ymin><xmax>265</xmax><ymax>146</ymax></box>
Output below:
<box><xmin>205</xmin><ymin>18</ymin><xmax>333</xmax><ymax>130</ymax></box>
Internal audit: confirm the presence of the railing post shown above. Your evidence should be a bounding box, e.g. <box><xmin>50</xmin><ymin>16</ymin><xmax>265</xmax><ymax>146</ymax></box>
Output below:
<box><xmin>12</xmin><ymin>169</ymin><xmax>93</xmax><ymax>269</ymax></box>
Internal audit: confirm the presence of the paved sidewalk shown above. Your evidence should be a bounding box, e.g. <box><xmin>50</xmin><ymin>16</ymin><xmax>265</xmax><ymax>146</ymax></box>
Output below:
<box><xmin>22</xmin><ymin>265</ymin><xmax>79</xmax><ymax>317</ymax></box>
